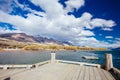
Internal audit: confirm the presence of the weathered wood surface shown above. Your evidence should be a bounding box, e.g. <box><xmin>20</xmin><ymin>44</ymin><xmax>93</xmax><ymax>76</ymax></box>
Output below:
<box><xmin>0</xmin><ymin>64</ymin><xmax>33</xmax><ymax>69</ymax></box>
<box><xmin>0</xmin><ymin>60</ymin><xmax>50</xmax><ymax>69</ymax></box>
<box><xmin>82</xmin><ymin>56</ymin><xmax>99</xmax><ymax>60</ymax></box>
<box><xmin>51</xmin><ymin>53</ymin><xmax>56</xmax><ymax>63</ymax></box>
<box><xmin>0</xmin><ymin>63</ymin><xmax>115</xmax><ymax>80</ymax></box>
<box><xmin>110</xmin><ymin>67</ymin><xmax>120</xmax><ymax>80</ymax></box>
<box><xmin>0</xmin><ymin>69</ymin><xmax>26</xmax><ymax>80</ymax></box>
<box><xmin>105</xmin><ymin>54</ymin><xmax>113</xmax><ymax>71</ymax></box>
<box><xmin>57</xmin><ymin>60</ymin><xmax>101</xmax><ymax>68</ymax></box>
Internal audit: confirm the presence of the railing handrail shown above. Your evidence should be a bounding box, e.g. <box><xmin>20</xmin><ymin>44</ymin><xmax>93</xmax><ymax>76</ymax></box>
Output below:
<box><xmin>57</xmin><ymin>60</ymin><xmax>101</xmax><ymax>68</ymax></box>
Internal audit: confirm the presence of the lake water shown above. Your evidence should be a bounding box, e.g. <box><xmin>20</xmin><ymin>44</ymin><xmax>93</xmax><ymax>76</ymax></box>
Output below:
<box><xmin>0</xmin><ymin>50</ymin><xmax>120</xmax><ymax>69</ymax></box>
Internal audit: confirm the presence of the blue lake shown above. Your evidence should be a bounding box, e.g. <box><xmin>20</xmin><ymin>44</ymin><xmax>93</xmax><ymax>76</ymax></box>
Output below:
<box><xmin>0</xmin><ymin>50</ymin><xmax>120</xmax><ymax>69</ymax></box>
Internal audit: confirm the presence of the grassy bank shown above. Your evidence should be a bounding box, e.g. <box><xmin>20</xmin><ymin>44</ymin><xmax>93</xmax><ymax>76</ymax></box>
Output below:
<box><xmin>0</xmin><ymin>38</ymin><xmax>107</xmax><ymax>51</ymax></box>
<box><xmin>22</xmin><ymin>44</ymin><xmax>107</xmax><ymax>51</ymax></box>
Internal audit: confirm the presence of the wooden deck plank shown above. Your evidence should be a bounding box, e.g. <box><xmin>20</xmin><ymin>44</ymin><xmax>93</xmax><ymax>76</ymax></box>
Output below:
<box><xmin>64</xmin><ymin>65</ymin><xmax>78</xmax><ymax>80</ymax></box>
<box><xmin>78</xmin><ymin>66</ymin><xmax>85</xmax><ymax>80</ymax></box>
<box><xmin>89</xmin><ymin>67</ymin><xmax>95</xmax><ymax>80</ymax></box>
<box><xmin>0</xmin><ymin>69</ymin><xmax>25</xmax><ymax>79</ymax></box>
<box><xmin>98</xmin><ymin>68</ymin><xmax>108</xmax><ymax>80</ymax></box>
<box><xmin>52</xmin><ymin>64</ymin><xmax>73</xmax><ymax>80</ymax></box>
<box><xmin>41</xmin><ymin>63</ymin><xmax>72</xmax><ymax>80</ymax></box>
<box><xmin>93</xmin><ymin>67</ymin><xmax>101</xmax><ymax>80</ymax></box>
<box><xmin>12</xmin><ymin>63</ymin><xmax>61</xmax><ymax>80</ymax></box>
<box><xmin>102</xmin><ymin>69</ymin><xmax>115</xmax><ymax>80</ymax></box>
<box><xmin>11</xmin><ymin>63</ymin><xmax>77</xmax><ymax>80</ymax></box>
<box><xmin>72</xmin><ymin>65</ymin><xmax>82</xmax><ymax>80</ymax></box>
<box><xmin>40</xmin><ymin>64</ymin><xmax>74</xmax><ymax>80</ymax></box>
<box><xmin>0</xmin><ymin>62</ymin><xmax>116</xmax><ymax>80</ymax></box>
<box><xmin>84</xmin><ymin>66</ymin><xmax>89</xmax><ymax>80</ymax></box>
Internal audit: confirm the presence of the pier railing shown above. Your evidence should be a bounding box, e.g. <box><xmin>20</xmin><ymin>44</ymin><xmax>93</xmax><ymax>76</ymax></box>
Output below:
<box><xmin>0</xmin><ymin>64</ymin><xmax>33</xmax><ymax>69</ymax></box>
<box><xmin>0</xmin><ymin>52</ymin><xmax>101</xmax><ymax>70</ymax></box>
<box><xmin>33</xmin><ymin>60</ymin><xmax>50</xmax><ymax>68</ymax></box>
<box><xmin>57</xmin><ymin>60</ymin><xmax>101</xmax><ymax>68</ymax></box>
<box><xmin>0</xmin><ymin>61</ymin><xmax>51</xmax><ymax>70</ymax></box>
<box><xmin>0</xmin><ymin>53</ymin><xmax>119</xmax><ymax>70</ymax></box>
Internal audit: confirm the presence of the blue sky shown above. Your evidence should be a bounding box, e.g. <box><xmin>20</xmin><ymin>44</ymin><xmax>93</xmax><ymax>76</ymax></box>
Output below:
<box><xmin>0</xmin><ymin>0</ymin><xmax>120</xmax><ymax>48</ymax></box>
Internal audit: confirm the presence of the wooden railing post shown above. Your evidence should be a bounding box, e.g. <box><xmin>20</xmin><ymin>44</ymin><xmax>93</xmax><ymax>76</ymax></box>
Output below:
<box><xmin>51</xmin><ymin>52</ymin><xmax>56</xmax><ymax>63</ymax></box>
<box><xmin>3</xmin><ymin>65</ymin><xmax>8</xmax><ymax>70</ymax></box>
<box><xmin>105</xmin><ymin>54</ymin><xmax>113</xmax><ymax>71</ymax></box>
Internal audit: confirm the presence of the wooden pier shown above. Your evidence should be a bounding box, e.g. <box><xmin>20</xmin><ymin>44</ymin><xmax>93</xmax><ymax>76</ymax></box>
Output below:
<box><xmin>0</xmin><ymin>53</ymin><xmax>119</xmax><ymax>80</ymax></box>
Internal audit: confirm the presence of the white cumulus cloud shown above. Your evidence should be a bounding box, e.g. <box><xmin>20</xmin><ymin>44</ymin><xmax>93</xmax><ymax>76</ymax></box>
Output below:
<box><xmin>105</xmin><ymin>36</ymin><xmax>113</xmax><ymax>39</ymax></box>
<box><xmin>65</xmin><ymin>0</ymin><xmax>85</xmax><ymax>12</ymax></box>
<box><xmin>90</xmin><ymin>19</ymin><xmax>116</xmax><ymax>30</ymax></box>
<box><xmin>0</xmin><ymin>0</ymin><xmax>117</xmax><ymax>48</ymax></box>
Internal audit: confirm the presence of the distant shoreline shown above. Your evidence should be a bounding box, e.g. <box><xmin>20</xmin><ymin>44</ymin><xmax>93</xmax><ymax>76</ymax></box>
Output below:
<box><xmin>0</xmin><ymin>48</ymin><xmax>23</xmax><ymax>52</ymax></box>
<box><xmin>3</xmin><ymin>48</ymin><xmax>22</xmax><ymax>50</ymax></box>
<box><xmin>0</xmin><ymin>49</ymin><xmax>110</xmax><ymax>52</ymax></box>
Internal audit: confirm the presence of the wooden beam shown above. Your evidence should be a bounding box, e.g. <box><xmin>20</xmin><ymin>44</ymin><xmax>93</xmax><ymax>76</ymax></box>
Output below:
<box><xmin>51</xmin><ymin>52</ymin><xmax>56</xmax><ymax>63</ymax></box>
<box><xmin>105</xmin><ymin>54</ymin><xmax>113</xmax><ymax>71</ymax></box>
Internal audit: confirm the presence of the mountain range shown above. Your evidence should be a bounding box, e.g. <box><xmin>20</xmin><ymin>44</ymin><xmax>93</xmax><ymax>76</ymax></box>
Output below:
<box><xmin>0</xmin><ymin>33</ymin><xmax>72</xmax><ymax>46</ymax></box>
<box><xmin>111</xmin><ymin>47</ymin><xmax>120</xmax><ymax>50</ymax></box>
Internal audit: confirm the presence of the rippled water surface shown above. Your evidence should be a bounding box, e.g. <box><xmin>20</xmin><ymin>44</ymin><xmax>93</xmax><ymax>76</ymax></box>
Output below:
<box><xmin>0</xmin><ymin>50</ymin><xmax>120</xmax><ymax>69</ymax></box>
